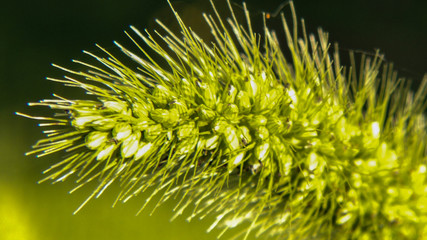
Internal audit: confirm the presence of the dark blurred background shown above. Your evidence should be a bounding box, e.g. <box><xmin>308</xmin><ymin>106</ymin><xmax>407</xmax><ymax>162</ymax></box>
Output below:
<box><xmin>1</xmin><ymin>0</ymin><xmax>426</xmax><ymax>239</ymax></box>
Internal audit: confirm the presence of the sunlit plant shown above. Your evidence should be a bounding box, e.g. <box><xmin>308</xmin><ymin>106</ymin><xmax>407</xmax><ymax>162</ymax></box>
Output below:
<box><xmin>17</xmin><ymin>0</ymin><xmax>426</xmax><ymax>239</ymax></box>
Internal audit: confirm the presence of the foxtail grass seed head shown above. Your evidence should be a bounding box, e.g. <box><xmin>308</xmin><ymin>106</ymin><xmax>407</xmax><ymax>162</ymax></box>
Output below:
<box><xmin>17</xmin><ymin>0</ymin><xmax>427</xmax><ymax>239</ymax></box>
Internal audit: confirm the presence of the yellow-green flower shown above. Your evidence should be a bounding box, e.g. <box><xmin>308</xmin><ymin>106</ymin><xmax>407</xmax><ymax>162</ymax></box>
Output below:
<box><xmin>17</xmin><ymin>0</ymin><xmax>426</xmax><ymax>239</ymax></box>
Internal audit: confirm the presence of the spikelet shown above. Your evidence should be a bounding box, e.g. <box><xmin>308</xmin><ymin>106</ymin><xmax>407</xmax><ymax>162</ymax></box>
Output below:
<box><xmin>17</xmin><ymin>0</ymin><xmax>427</xmax><ymax>239</ymax></box>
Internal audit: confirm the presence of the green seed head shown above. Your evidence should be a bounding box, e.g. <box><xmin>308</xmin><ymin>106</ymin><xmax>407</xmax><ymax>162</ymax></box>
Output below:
<box><xmin>17</xmin><ymin>0</ymin><xmax>427</xmax><ymax>239</ymax></box>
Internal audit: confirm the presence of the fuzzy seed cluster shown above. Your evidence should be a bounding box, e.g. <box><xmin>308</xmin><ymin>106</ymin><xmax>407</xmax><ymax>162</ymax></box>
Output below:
<box><xmin>19</xmin><ymin>1</ymin><xmax>426</xmax><ymax>239</ymax></box>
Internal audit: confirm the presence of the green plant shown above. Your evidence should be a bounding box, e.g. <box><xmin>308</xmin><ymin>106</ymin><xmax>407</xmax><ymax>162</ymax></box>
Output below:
<box><xmin>17</xmin><ymin>0</ymin><xmax>426</xmax><ymax>239</ymax></box>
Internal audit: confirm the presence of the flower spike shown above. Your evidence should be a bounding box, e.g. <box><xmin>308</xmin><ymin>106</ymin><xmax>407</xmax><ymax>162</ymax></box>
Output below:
<box><xmin>18</xmin><ymin>0</ymin><xmax>426</xmax><ymax>239</ymax></box>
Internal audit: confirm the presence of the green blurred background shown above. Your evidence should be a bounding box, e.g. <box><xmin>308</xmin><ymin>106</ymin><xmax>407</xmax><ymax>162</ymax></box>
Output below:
<box><xmin>1</xmin><ymin>0</ymin><xmax>426</xmax><ymax>239</ymax></box>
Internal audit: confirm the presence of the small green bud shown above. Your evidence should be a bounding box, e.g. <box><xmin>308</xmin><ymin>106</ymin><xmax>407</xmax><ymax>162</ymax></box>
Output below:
<box><xmin>134</xmin><ymin>142</ymin><xmax>153</xmax><ymax>160</ymax></box>
<box><xmin>144</xmin><ymin>123</ymin><xmax>162</xmax><ymax>141</ymax></box>
<box><xmin>223</xmin><ymin>103</ymin><xmax>239</xmax><ymax>121</ymax></box>
<box><xmin>91</xmin><ymin>118</ymin><xmax>116</xmax><ymax>131</ymax></box>
<box><xmin>236</xmin><ymin>90</ymin><xmax>251</xmax><ymax>111</ymax></box>
<box><xmin>259</xmin><ymin>88</ymin><xmax>282</xmax><ymax>110</ymax></box>
<box><xmin>198</xmin><ymin>104</ymin><xmax>216</xmax><ymax>121</ymax></box>
<box><xmin>169</xmin><ymin>100</ymin><xmax>188</xmax><ymax>115</ymax></box>
<box><xmin>270</xmin><ymin>135</ymin><xmax>285</xmax><ymax>152</ymax></box>
<box><xmin>86</xmin><ymin>131</ymin><xmax>109</xmax><ymax>150</ymax></box>
<box><xmin>256</xmin><ymin>126</ymin><xmax>269</xmax><ymax>140</ymax></box>
<box><xmin>213</xmin><ymin>117</ymin><xmax>229</xmax><ymax>133</ymax></box>
<box><xmin>238</xmin><ymin>126</ymin><xmax>252</xmax><ymax>146</ymax></box>
<box><xmin>177</xmin><ymin>121</ymin><xmax>197</xmax><ymax>140</ymax></box>
<box><xmin>204</xmin><ymin>135</ymin><xmax>219</xmax><ymax>150</ymax></box>
<box><xmin>197</xmin><ymin>80</ymin><xmax>217</xmax><ymax>108</ymax></box>
<box><xmin>103</xmin><ymin>100</ymin><xmax>128</xmax><ymax>113</ymax></box>
<box><xmin>244</xmin><ymin>75</ymin><xmax>258</xmax><ymax>97</ymax></box>
<box><xmin>132</xmin><ymin>102</ymin><xmax>152</xmax><ymax>119</ymax></box>
<box><xmin>136</xmin><ymin>120</ymin><xmax>154</xmax><ymax>130</ymax></box>
<box><xmin>167</xmin><ymin>108</ymin><xmax>180</xmax><ymax>127</ymax></box>
<box><xmin>72</xmin><ymin>115</ymin><xmax>102</xmax><ymax>129</ymax></box>
<box><xmin>150</xmin><ymin>109</ymin><xmax>170</xmax><ymax>123</ymax></box>
<box><xmin>96</xmin><ymin>143</ymin><xmax>116</xmax><ymax>161</ymax></box>
<box><xmin>150</xmin><ymin>108</ymin><xmax>180</xmax><ymax>128</ymax></box>
<box><xmin>121</xmin><ymin>131</ymin><xmax>141</xmax><ymax>158</ymax></box>
<box><xmin>255</xmin><ymin>142</ymin><xmax>270</xmax><ymax>161</ymax></box>
<box><xmin>228</xmin><ymin>152</ymin><xmax>245</xmax><ymax>170</ymax></box>
<box><xmin>225</xmin><ymin>84</ymin><xmax>237</xmax><ymax>103</ymax></box>
<box><xmin>152</xmin><ymin>85</ymin><xmax>173</xmax><ymax>107</ymax></box>
<box><xmin>113</xmin><ymin>123</ymin><xmax>132</xmax><ymax>141</ymax></box>
<box><xmin>176</xmin><ymin>138</ymin><xmax>197</xmax><ymax>155</ymax></box>
<box><xmin>300</xmin><ymin>127</ymin><xmax>317</xmax><ymax>138</ymax></box>
<box><xmin>277</xmin><ymin>152</ymin><xmax>292</xmax><ymax>176</ymax></box>
<box><xmin>249</xmin><ymin>115</ymin><xmax>268</xmax><ymax>127</ymax></box>
<box><xmin>179</xmin><ymin>78</ymin><xmax>194</xmax><ymax>98</ymax></box>
<box><xmin>307</xmin><ymin>152</ymin><xmax>319</xmax><ymax>171</ymax></box>
<box><xmin>224</xmin><ymin>126</ymin><xmax>240</xmax><ymax>150</ymax></box>
<box><xmin>266</xmin><ymin>116</ymin><xmax>284</xmax><ymax>134</ymax></box>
